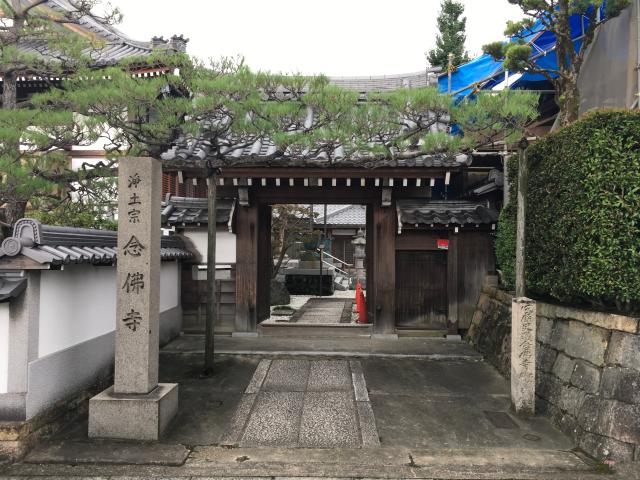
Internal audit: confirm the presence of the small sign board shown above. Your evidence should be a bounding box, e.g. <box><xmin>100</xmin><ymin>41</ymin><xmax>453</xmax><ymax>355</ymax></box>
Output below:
<box><xmin>437</xmin><ymin>239</ymin><xmax>449</xmax><ymax>250</ymax></box>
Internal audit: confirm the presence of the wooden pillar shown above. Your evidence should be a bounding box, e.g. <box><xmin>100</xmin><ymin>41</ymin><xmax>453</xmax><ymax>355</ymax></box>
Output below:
<box><xmin>365</xmin><ymin>205</ymin><xmax>375</xmax><ymax>323</ymax></box>
<box><xmin>372</xmin><ymin>202</ymin><xmax>396</xmax><ymax>334</ymax></box>
<box><xmin>235</xmin><ymin>203</ymin><xmax>259</xmax><ymax>332</ymax></box>
<box><xmin>447</xmin><ymin>233</ymin><xmax>459</xmax><ymax>335</ymax></box>
<box><xmin>256</xmin><ymin>204</ymin><xmax>272</xmax><ymax>322</ymax></box>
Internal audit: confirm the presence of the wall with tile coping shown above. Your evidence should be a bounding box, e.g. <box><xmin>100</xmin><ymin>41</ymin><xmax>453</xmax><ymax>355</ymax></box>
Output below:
<box><xmin>468</xmin><ymin>279</ymin><xmax>640</xmax><ymax>462</ymax></box>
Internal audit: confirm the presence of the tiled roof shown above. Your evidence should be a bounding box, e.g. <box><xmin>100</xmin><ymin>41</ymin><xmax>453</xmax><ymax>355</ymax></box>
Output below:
<box><xmin>161</xmin><ymin>134</ymin><xmax>467</xmax><ymax>171</ymax></box>
<box><xmin>314</xmin><ymin>205</ymin><xmax>366</xmax><ymax>227</ymax></box>
<box><xmin>397</xmin><ymin>200</ymin><xmax>499</xmax><ymax>230</ymax></box>
<box><xmin>160</xmin><ymin>69</ymin><xmax>463</xmax><ymax>171</ymax></box>
<box><xmin>0</xmin><ymin>275</ymin><xmax>27</xmax><ymax>302</ymax></box>
<box><xmin>328</xmin><ymin>70</ymin><xmax>439</xmax><ymax>92</ymax></box>
<box><xmin>7</xmin><ymin>0</ymin><xmax>187</xmax><ymax>71</ymax></box>
<box><xmin>0</xmin><ymin>218</ymin><xmax>192</xmax><ymax>266</ymax></box>
<box><xmin>161</xmin><ymin>196</ymin><xmax>235</xmax><ymax>226</ymax></box>
<box><xmin>468</xmin><ymin>169</ymin><xmax>504</xmax><ymax>196</ymax></box>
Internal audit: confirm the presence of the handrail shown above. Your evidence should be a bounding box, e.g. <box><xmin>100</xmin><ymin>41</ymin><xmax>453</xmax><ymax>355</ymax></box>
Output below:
<box><xmin>316</xmin><ymin>248</ymin><xmax>353</xmax><ymax>268</ymax></box>
<box><xmin>321</xmin><ymin>258</ymin><xmax>350</xmax><ymax>278</ymax></box>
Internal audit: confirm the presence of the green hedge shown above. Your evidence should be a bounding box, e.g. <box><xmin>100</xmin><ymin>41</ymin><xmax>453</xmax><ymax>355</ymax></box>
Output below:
<box><xmin>495</xmin><ymin>111</ymin><xmax>640</xmax><ymax>313</ymax></box>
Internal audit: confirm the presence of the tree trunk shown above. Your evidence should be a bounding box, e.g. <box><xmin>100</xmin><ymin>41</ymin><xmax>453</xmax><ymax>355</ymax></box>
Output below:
<box><xmin>204</xmin><ymin>175</ymin><xmax>217</xmax><ymax>374</ymax></box>
<box><xmin>2</xmin><ymin>70</ymin><xmax>17</xmax><ymax>110</ymax></box>
<box><xmin>4</xmin><ymin>200</ymin><xmax>27</xmax><ymax>225</ymax></box>
<box><xmin>272</xmin><ymin>223</ymin><xmax>288</xmax><ymax>278</ymax></box>
<box><xmin>558</xmin><ymin>79</ymin><xmax>580</xmax><ymax>127</ymax></box>
<box><xmin>515</xmin><ymin>143</ymin><xmax>528</xmax><ymax>298</ymax></box>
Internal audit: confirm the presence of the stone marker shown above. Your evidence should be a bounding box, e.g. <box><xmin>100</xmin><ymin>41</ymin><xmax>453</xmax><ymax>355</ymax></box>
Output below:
<box><xmin>511</xmin><ymin>297</ymin><xmax>536</xmax><ymax>415</ymax></box>
<box><xmin>89</xmin><ymin>157</ymin><xmax>178</xmax><ymax>440</ymax></box>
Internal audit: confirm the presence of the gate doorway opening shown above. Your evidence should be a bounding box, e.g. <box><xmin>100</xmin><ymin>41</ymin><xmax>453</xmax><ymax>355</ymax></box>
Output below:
<box><xmin>258</xmin><ymin>203</ymin><xmax>370</xmax><ymax>337</ymax></box>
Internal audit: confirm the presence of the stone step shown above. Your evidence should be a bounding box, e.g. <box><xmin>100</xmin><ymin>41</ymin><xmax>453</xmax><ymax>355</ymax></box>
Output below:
<box><xmin>396</xmin><ymin>329</ymin><xmax>448</xmax><ymax>338</ymax></box>
<box><xmin>258</xmin><ymin>323</ymin><xmax>372</xmax><ymax>338</ymax></box>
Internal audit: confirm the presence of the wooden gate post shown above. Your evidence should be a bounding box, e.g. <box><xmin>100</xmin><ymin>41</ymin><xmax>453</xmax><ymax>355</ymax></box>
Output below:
<box><xmin>372</xmin><ymin>202</ymin><xmax>396</xmax><ymax>335</ymax></box>
<box><xmin>235</xmin><ymin>202</ymin><xmax>259</xmax><ymax>334</ymax></box>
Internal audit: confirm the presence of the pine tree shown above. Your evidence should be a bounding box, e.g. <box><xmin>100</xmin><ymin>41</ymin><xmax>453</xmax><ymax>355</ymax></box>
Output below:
<box><xmin>0</xmin><ymin>0</ymin><xmax>122</xmax><ymax>235</ymax></box>
<box><xmin>483</xmin><ymin>0</ymin><xmax>631</xmax><ymax>126</ymax></box>
<box><xmin>427</xmin><ymin>0</ymin><xmax>470</xmax><ymax>71</ymax></box>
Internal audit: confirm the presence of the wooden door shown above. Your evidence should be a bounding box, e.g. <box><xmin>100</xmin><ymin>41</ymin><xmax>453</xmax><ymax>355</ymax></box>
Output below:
<box><xmin>395</xmin><ymin>251</ymin><xmax>448</xmax><ymax>329</ymax></box>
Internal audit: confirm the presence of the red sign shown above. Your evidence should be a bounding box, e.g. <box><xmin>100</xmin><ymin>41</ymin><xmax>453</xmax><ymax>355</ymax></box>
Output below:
<box><xmin>437</xmin><ymin>239</ymin><xmax>449</xmax><ymax>250</ymax></box>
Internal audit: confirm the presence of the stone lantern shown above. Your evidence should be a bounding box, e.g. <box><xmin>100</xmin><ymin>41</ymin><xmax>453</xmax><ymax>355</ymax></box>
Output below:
<box><xmin>351</xmin><ymin>229</ymin><xmax>366</xmax><ymax>288</ymax></box>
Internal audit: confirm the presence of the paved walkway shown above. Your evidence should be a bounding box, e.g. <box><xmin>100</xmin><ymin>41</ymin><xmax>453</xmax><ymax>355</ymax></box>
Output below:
<box><xmin>221</xmin><ymin>359</ymin><xmax>379</xmax><ymax>448</ymax></box>
<box><xmin>3</xmin><ymin>337</ymin><xmax>633</xmax><ymax>478</ymax></box>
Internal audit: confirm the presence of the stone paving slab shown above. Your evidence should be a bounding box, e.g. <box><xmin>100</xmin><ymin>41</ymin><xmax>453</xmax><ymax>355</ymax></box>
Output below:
<box><xmin>224</xmin><ymin>358</ymin><xmax>379</xmax><ymax>448</ymax></box>
<box><xmin>299</xmin><ymin>392</ymin><xmax>360</xmax><ymax>448</ymax></box>
<box><xmin>307</xmin><ymin>360</ymin><xmax>351</xmax><ymax>391</ymax></box>
<box><xmin>262</xmin><ymin>359</ymin><xmax>310</xmax><ymax>392</ymax></box>
<box><xmin>3</xmin><ymin>446</ymin><xmax>610</xmax><ymax>480</ymax></box>
<box><xmin>22</xmin><ymin>441</ymin><xmax>189</xmax><ymax>466</ymax></box>
<box><xmin>242</xmin><ymin>392</ymin><xmax>304</xmax><ymax>447</ymax></box>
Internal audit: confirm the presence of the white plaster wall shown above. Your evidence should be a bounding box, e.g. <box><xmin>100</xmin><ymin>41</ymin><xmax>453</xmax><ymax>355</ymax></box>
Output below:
<box><xmin>0</xmin><ymin>303</ymin><xmax>9</xmax><ymax>394</ymax></box>
<box><xmin>184</xmin><ymin>230</ymin><xmax>236</xmax><ymax>264</ymax></box>
<box><xmin>38</xmin><ymin>265</ymin><xmax>117</xmax><ymax>358</ymax></box>
<box><xmin>38</xmin><ymin>263</ymin><xmax>180</xmax><ymax>358</ymax></box>
<box><xmin>160</xmin><ymin>261</ymin><xmax>179</xmax><ymax>311</ymax></box>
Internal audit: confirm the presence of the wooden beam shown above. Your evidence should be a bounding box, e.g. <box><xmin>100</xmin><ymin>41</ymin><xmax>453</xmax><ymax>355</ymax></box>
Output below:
<box><xmin>219</xmin><ymin>167</ymin><xmax>450</xmax><ymax>179</ymax></box>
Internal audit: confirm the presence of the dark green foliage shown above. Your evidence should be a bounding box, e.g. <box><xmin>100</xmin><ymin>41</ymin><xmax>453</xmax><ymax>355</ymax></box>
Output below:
<box><xmin>495</xmin><ymin>111</ymin><xmax>640</xmax><ymax>313</ymax></box>
<box><xmin>32</xmin><ymin>205</ymin><xmax>117</xmax><ymax>231</ymax></box>
<box><xmin>427</xmin><ymin>0</ymin><xmax>470</xmax><ymax>70</ymax></box>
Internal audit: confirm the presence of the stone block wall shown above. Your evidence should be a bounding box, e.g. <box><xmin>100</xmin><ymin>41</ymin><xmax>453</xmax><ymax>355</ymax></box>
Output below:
<box><xmin>468</xmin><ymin>281</ymin><xmax>640</xmax><ymax>462</ymax></box>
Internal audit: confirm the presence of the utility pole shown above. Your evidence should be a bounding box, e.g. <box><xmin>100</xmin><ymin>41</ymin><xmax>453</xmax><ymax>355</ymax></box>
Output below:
<box><xmin>447</xmin><ymin>52</ymin><xmax>454</xmax><ymax>94</ymax></box>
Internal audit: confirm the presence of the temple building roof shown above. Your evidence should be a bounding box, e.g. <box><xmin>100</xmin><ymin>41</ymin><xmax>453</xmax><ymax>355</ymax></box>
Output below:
<box><xmin>396</xmin><ymin>200</ymin><xmax>499</xmax><ymax>232</ymax></box>
<box><xmin>313</xmin><ymin>205</ymin><xmax>366</xmax><ymax>228</ymax></box>
<box><xmin>161</xmin><ymin>195</ymin><xmax>235</xmax><ymax>227</ymax></box>
<box><xmin>0</xmin><ymin>218</ymin><xmax>192</xmax><ymax>267</ymax></box>
<box><xmin>3</xmin><ymin>0</ymin><xmax>187</xmax><ymax>78</ymax></box>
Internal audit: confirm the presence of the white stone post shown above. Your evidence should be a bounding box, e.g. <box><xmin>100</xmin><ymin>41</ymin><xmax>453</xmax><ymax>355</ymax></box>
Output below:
<box><xmin>511</xmin><ymin>297</ymin><xmax>536</xmax><ymax>415</ymax></box>
<box><xmin>89</xmin><ymin>157</ymin><xmax>178</xmax><ymax>440</ymax></box>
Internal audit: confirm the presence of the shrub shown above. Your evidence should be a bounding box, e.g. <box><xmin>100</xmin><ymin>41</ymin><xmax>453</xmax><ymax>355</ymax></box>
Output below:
<box><xmin>495</xmin><ymin>110</ymin><xmax>640</xmax><ymax>313</ymax></box>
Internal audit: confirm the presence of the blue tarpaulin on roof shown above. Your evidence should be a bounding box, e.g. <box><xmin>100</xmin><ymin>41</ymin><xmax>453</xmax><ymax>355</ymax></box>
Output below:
<box><xmin>439</xmin><ymin>8</ymin><xmax>596</xmax><ymax>99</ymax></box>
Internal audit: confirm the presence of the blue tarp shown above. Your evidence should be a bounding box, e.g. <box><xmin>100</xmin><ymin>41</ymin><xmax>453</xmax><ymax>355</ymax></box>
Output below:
<box><xmin>439</xmin><ymin>8</ymin><xmax>596</xmax><ymax>99</ymax></box>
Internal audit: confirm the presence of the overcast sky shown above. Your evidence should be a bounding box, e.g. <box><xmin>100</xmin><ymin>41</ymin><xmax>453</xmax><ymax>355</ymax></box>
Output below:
<box><xmin>110</xmin><ymin>1</ymin><xmax>523</xmax><ymax>76</ymax></box>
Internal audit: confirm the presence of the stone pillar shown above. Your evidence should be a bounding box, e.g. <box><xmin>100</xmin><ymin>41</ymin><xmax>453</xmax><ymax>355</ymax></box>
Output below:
<box><xmin>89</xmin><ymin>157</ymin><xmax>178</xmax><ymax>440</ymax></box>
<box><xmin>511</xmin><ymin>297</ymin><xmax>536</xmax><ymax>415</ymax></box>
